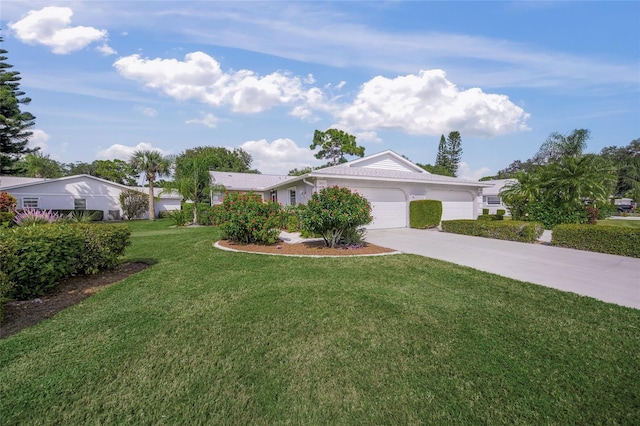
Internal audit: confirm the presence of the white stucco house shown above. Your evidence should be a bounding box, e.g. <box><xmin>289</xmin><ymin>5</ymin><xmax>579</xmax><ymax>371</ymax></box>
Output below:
<box><xmin>211</xmin><ymin>150</ymin><xmax>491</xmax><ymax>229</ymax></box>
<box><xmin>0</xmin><ymin>174</ymin><xmax>181</xmax><ymax>220</ymax></box>
<box><xmin>480</xmin><ymin>179</ymin><xmax>516</xmax><ymax>215</ymax></box>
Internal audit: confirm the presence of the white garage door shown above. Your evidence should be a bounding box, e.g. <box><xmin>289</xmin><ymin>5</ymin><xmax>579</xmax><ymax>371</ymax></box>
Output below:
<box><xmin>354</xmin><ymin>187</ymin><xmax>407</xmax><ymax>229</ymax></box>
<box><xmin>429</xmin><ymin>190</ymin><xmax>475</xmax><ymax>221</ymax></box>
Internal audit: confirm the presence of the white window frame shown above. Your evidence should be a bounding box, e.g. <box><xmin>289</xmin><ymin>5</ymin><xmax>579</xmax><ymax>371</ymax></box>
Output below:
<box><xmin>289</xmin><ymin>188</ymin><xmax>296</xmax><ymax>205</ymax></box>
<box><xmin>22</xmin><ymin>197</ymin><xmax>39</xmax><ymax>209</ymax></box>
<box><xmin>486</xmin><ymin>196</ymin><xmax>501</xmax><ymax>205</ymax></box>
<box><xmin>74</xmin><ymin>198</ymin><xmax>87</xmax><ymax>210</ymax></box>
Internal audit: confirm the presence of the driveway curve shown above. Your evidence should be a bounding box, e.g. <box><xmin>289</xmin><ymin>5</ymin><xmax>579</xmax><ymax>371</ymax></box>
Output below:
<box><xmin>367</xmin><ymin>228</ymin><xmax>640</xmax><ymax>309</ymax></box>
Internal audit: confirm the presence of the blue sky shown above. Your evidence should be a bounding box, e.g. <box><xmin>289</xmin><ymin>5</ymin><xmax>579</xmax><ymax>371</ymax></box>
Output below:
<box><xmin>2</xmin><ymin>1</ymin><xmax>639</xmax><ymax>178</ymax></box>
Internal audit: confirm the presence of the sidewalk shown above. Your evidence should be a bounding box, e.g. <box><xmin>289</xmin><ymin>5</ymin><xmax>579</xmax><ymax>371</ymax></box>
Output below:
<box><xmin>366</xmin><ymin>228</ymin><xmax>640</xmax><ymax>309</ymax></box>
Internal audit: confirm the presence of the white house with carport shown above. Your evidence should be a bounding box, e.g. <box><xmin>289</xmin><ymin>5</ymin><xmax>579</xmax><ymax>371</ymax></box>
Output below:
<box><xmin>481</xmin><ymin>179</ymin><xmax>516</xmax><ymax>215</ymax></box>
<box><xmin>211</xmin><ymin>150</ymin><xmax>491</xmax><ymax>229</ymax></box>
<box><xmin>0</xmin><ymin>174</ymin><xmax>181</xmax><ymax>220</ymax></box>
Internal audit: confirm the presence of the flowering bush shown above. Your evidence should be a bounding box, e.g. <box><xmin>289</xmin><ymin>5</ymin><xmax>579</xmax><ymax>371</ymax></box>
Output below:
<box><xmin>13</xmin><ymin>208</ymin><xmax>71</xmax><ymax>226</ymax></box>
<box><xmin>0</xmin><ymin>192</ymin><xmax>17</xmax><ymax>227</ymax></box>
<box><xmin>213</xmin><ymin>191</ymin><xmax>283</xmax><ymax>245</ymax></box>
<box><xmin>298</xmin><ymin>186</ymin><xmax>372</xmax><ymax>248</ymax></box>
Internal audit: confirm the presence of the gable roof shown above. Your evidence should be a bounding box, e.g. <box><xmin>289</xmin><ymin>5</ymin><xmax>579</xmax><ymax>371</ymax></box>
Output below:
<box><xmin>0</xmin><ymin>174</ymin><xmax>181</xmax><ymax>199</ymax></box>
<box><xmin>0</xmin><ymin>176</ymin><xmax>47</xmax><ymax>188</ymax></box>
<box><xmin>210</xmin><ymin>171</ymin><xmax>297</xmax><ymax>191</ymax></box>
<box><xmin>337</xmin><ymin>150</ymin><xmax>428</xmax><ymax>173</ymax></box>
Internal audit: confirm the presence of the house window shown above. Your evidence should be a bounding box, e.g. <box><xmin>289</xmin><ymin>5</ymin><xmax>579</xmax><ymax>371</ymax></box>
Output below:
<box><xmin>211</xmin><ymin>192</ymin><xmax>223</xmax><ymax>204</ymax></box>
<box><xmin>289</xmin><ymin>189</ymin><xmax>296</xmax><ymax>205</ymax></box>
<box><xmin>270</xmin><ymin>190</ymin><xmax>278</xmax><ymax>202</ymax></box>
<box><xmin>487</xmin><ymin>196</ymin><xmax>501</xmax><ymax>205</ymax></box>
<box><xmin>23</xmin><ymin>197</ymin><xmax>39</xmax><ymax>209</ymax></box>
<box><xmin>74</xmin><ymin>198</ymin><xmax>87</xmax><ymax>210</ymax></box>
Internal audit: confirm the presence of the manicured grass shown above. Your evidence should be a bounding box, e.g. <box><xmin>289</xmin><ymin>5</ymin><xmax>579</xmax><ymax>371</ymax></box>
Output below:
<box><xmin>598</xmin><ymin>218</ymin><xmax>640</xmax><ymax>228</ymax></box>
<box><xmin>1</xmin><ymin>219</ymin><xmax>639</xmax><ymax>424</ymax></box>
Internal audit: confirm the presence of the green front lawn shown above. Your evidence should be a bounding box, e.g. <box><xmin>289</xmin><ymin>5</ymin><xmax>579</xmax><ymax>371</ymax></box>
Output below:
<box><xmin>1</xmin><ymin>219</ymin><xmax>638</xmax><ymax>424</ymax></box>
<box><xmin>598</xmin><ymin>218</ymin><xmax>640</xmax><ymax>228</ymax></box>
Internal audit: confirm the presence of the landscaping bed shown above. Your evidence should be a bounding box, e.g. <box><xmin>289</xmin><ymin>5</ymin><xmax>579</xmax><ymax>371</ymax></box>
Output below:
<box><xmin>217</xmin><ymin>239</ymin><xmax>396</xmax><ymax>256</ymax></box>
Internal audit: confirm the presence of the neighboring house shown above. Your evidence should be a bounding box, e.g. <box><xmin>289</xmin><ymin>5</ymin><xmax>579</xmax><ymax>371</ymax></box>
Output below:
<box><xmin>211</xmin><ymin>150</ymin><xmax>491</xmax><ymax>229</ymax></box>
<box><xmin>0</xmin><ymin>174</ymin><xmax>181</xmax><ymax>220</ymax></box>
<box><xmin>481</xmin><ymin>179</ymin><xmax>516</xmax><ymax>215</ymax></box>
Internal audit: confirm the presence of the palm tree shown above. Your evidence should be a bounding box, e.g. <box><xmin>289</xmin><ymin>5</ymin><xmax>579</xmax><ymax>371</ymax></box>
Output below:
<box><xmin>544</xmin><ymin>154</ymin><xmax>617</xmax><ymax>209</ymax></box>
<box><xmin>22</xmin><ymin>152</ymin><xmax>62</xmax><ymax>178</ymax></box>
<box><xmin>166</xmin><ymin>155</ymin><xmax>212</xmax><ymax>224</ymax></box>
<box><xmin>129</xmin><ymin>150</ymin><xmax>171</xmax><ymax>220</ymax></box>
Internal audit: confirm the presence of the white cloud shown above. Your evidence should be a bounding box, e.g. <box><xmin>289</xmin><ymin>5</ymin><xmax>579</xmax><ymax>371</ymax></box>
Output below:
<box><xmin>239</xmin><ymin>138</ymin><xmax>321</xmax><ymax>175</ymax></box>
<box><xmin>134</xmin><ymin>106</ymin><xmax>158</xmax><ymax>117</ymax></box>
<box><xmin>96</xmin><ymin>142</ymin><xmax>170</xmax><ymax>161</ymax></box>
<box><xmin>458</xmin><ymin>161</ymin><xmax>492</xmax><ymax>181</ymax></box>
<box><xmin>186</xmin><ymin>112</ymin><xmax>219</xmax><ymax>128</ymax></box>
<box><xmin>97</xmin><ymin>44</ymin><xmax>117</xmax><ymax>56</ymax></box>
<box><xmin>28</xmin><ymin>129</ymin><xmax>50</xmax><ymax>151</ymax></box>
<box><xmin>113</xmin><ymin>51</ymin><xmax>325</xmax><ymax>114</ymax></box>
<box><xmin>338</xmin><ymin>70</ymin><xmax>530</xmax><ymax>137</ymax></box>
<box><xmin>9</xmin><ymin>6</ymin><xmax>109</xmax><ymax>54</ymax></box>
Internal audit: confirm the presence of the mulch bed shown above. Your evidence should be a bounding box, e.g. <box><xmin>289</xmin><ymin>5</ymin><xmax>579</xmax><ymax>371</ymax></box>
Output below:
<box><xmin>1</xmin><ymin>262</ymin><xmax>148</xmax><ymax>339</ymax></box>
<box><xmin>217</xmin><ymin>239</ymin><xmax>397</xmax><ymax>256</ymax></box>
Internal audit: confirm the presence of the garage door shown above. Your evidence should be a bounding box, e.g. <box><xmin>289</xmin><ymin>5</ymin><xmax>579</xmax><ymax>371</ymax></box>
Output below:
<box><xmin>429</xmin><ymin>190</ymin><xmax>475</xmax><ymax>220</ymax></box>
<box><xmin>354</xmin><ymin>188</ymin><xmax>407</xmax><ymax>229</ymax></box>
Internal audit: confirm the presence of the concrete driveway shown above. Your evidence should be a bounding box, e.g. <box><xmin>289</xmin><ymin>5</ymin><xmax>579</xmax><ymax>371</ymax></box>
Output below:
<box><xmin>366</xmin><ymin>228</ymin><xmax>640</xmax><ymax>310</ymax></box>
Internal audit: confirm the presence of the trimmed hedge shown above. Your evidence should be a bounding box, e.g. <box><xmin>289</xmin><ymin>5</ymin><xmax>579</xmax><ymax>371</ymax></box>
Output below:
<box><xmin>441</xmin><ymin>220</ymin><xmax>543</xmax><ymax>243</ymax></box>
<box><xmin>0</xmin><ymin>223</ymin><xmax>131</xmax><ymax>300</ymax></box>
<box><xmin>552</xmin><ymin>224</ymin><xmax>640</xmax><ymax>258</ymax></box>
<box><xmin>409</xmin><ymin>200</ymin><xmax>442</xmax><ymax>229</ymax></box>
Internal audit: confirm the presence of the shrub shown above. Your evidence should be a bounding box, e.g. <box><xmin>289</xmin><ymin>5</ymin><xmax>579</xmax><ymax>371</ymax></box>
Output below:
<box><xmin>120</xmin><ymin>190</ymin><xmax>148</xmax><ymax>220</ymax></box>
<box><xmin>168</xmin><ymin>209</ymin><xmax>189</xmax><ymax>226</ymax></box>
<box><xmin>482</xmin><ymin>208</ymin><xmax>489</xmax><ymax>215</ymax></box>
<box><xmin>214</xmin><ymin>192</ymin><xmax>283</xmax><ymax>245</ymax></box>
<box><xmin>0</xmin><ymin>223</ymin><xmax>131</xmax><ymax>299</ymax></box>
<box><xmin>181</xmin><ymin>202</ymin><xmax>212</xmax><ymax>225</ymax></box>
<box><xmin>477</xmin><ymin>214</ymin><xmax>493</xmax><ymax>221</ymax></box>
<box><xmin>0</xmin><ymin>236</ymin><xmax>17</xmax><ymax>321</ymax></box>
<box><xmin>596</xmin><ymin>202</ymin><xmax>617</xmax><ymax>220</ymax></box>
<box><xmin>298</xmin><ymin>186</ymin><xmax>372</xmax><ymax>248</ymax></box>
<box><xmin>496</xmin><ymin>209</ymin><xmax>506</xmax><ymax>217</ymax></box>
<box><xmin>1</xmin><ymin>192</ymin><xmax>17</xmax><ymax>228</ymax></box>
<box><xmin>441</xmin><ymin>220</ymin><xmax>544</xmax><ymax>243</ymax></box>
<box><xmin>552</xmin><ymin>224</ymin><xmax>640</xmax><ymax>258</ymax></box>
<box><xmin>74</xmin><ymin>224</ymin><xmax>131</xmax><ymax>274</ymax></box>
<box><xmin>527</xmin><ymin>200</ymin><xmax>587</xmax><ymax>229</ymax></box>
<box><xmin>409</xmin><ymin>200</ymin><xmax>442</xmax><ymax>229</ymax></box>
<box><xmin>585</xmin><ymin>205</ymin><xmax>598</xmax><ymax>225</ymax></box>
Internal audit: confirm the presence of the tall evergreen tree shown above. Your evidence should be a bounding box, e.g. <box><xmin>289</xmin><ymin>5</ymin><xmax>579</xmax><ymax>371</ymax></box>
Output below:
<box><xmin>434</xmin><ymin>135</ymin><xmax>450</xmax><ymax>173</ymax></box>
<box><xmin>446</xmin><ymin>131</ymin><xmax>463</xmax><ymax>177</ymax></box>
<box><xmin>0</xmin><ymin>37</ymin><xmax>37</xmax><ymax>174</ymax></box>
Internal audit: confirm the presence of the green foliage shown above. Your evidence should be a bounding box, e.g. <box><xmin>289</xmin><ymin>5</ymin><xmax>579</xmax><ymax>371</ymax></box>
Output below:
<box><xmin>0</xmin><ymin>223</ymin><xmax>131</xmax><ymax>299</ymax></box>
<box><xmin>482</xmin><ymin>208</ymin><xmax>489</xmax><ymax>215</ymax></box>
<box><xmin>0</xmin><ymin>191</ymin><xmax>16</xmax><ymax>227</ymax></box>
<box><xmin>433</xmin><ymin>131</ymin><xmax>463</xmax><ymax>177</ymax></box>
<box><xmin>534</xmin><ymin>128</ymin><xmax>590</xmax><ymax>164</ymax></box>
<box><xmin>500</xmin><ymin>154</ymin><xmax>617</xmax><ymax>228</ymax></box>
<box><xmin>415</xmin><ymin>162</ymin><xmax>453</xmax><ymax>177</ymax></box>
<box><xmin>552</xmin><ymin>224</ymin><xmax>640</xmax><ymax>258</ymax></box>
<box><xmin>213</xmin><ymin>192</ymin><xmax>283</xmax><ymax>245</ymax></box>
<box><xmin>409</xmin><ymin>200</ymin><xmax>442</xmax><ymax>229</ymax></box>
<box><xmin>477</xmin><ymin>214</ymin><xmax>493</xmax><ymax>221</ymax></box>
<box><xmin>0</xmin><ymin>235</ymin><xmax>16</xmax><ymax>320</ymax></box>
<box><xmin>181</xmin><ymin>202</ymin><xmax>212</xmax><ymax>225</ymax></box>
<box><xmin>298</xmin><ymin>186</ymin><xmax>372</xmax><ymax>248</ymax></box>
<box><xmin>442</xmin><ymin>220</ymin><xmax>543</xmax><ymax>243</ymax></box>
<box><xmin>178</xmin><ymin>146</ymin><xmax>256</xmax><ymax>173</ymax></box>
<box><xmin>310</xmin><ymin>129</ymin><xmax>365</xmax><ymax>166</ymax></box>
<box><xmin>0</xmin><ymin>37</ymin><xmax>38</xmax><ymax>175</ymax></box>
<box><xmin>17</xmin><ymin>152</ymin><xmax>62</xmax><ymax>178</ymax></box>
<box><xmin>288</xmin><ymin>166</ymin><xmax>314</xmax><ymax>176</ymax></box>
<box><xmin>120</xmin><ymin>189</ymin><xmax>148</xmax><ymax>220</ymax></box>
<box><xmin>496</xmin><ymin>209</ymin><xmax>506</xmax><ymax>216</ymax></box>
<box><xmin>597</xmin><ymin>202</ymin><xmax>618</xmax><ymax>220</ymax></box>
<box><xmin>167</xmin><ymin>209</ymin><xmax>189</xmax><ymax>226</ymax></box>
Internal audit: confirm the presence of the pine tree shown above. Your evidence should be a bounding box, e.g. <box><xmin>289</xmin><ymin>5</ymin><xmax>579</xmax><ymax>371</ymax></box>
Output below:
<box><xmin>446</xmin><ymin>131</ymin><xmax>463</xmax><ymax>177</ymax></box>
<box><xmin>0</xmin><ymin>37</ymin><xmax>37</xmax><ymax>174</ymax></box>
<box><xmin>434</xmin><ymin>134</ymin><xmax>450</xmax><ymax>173</ymax></box>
